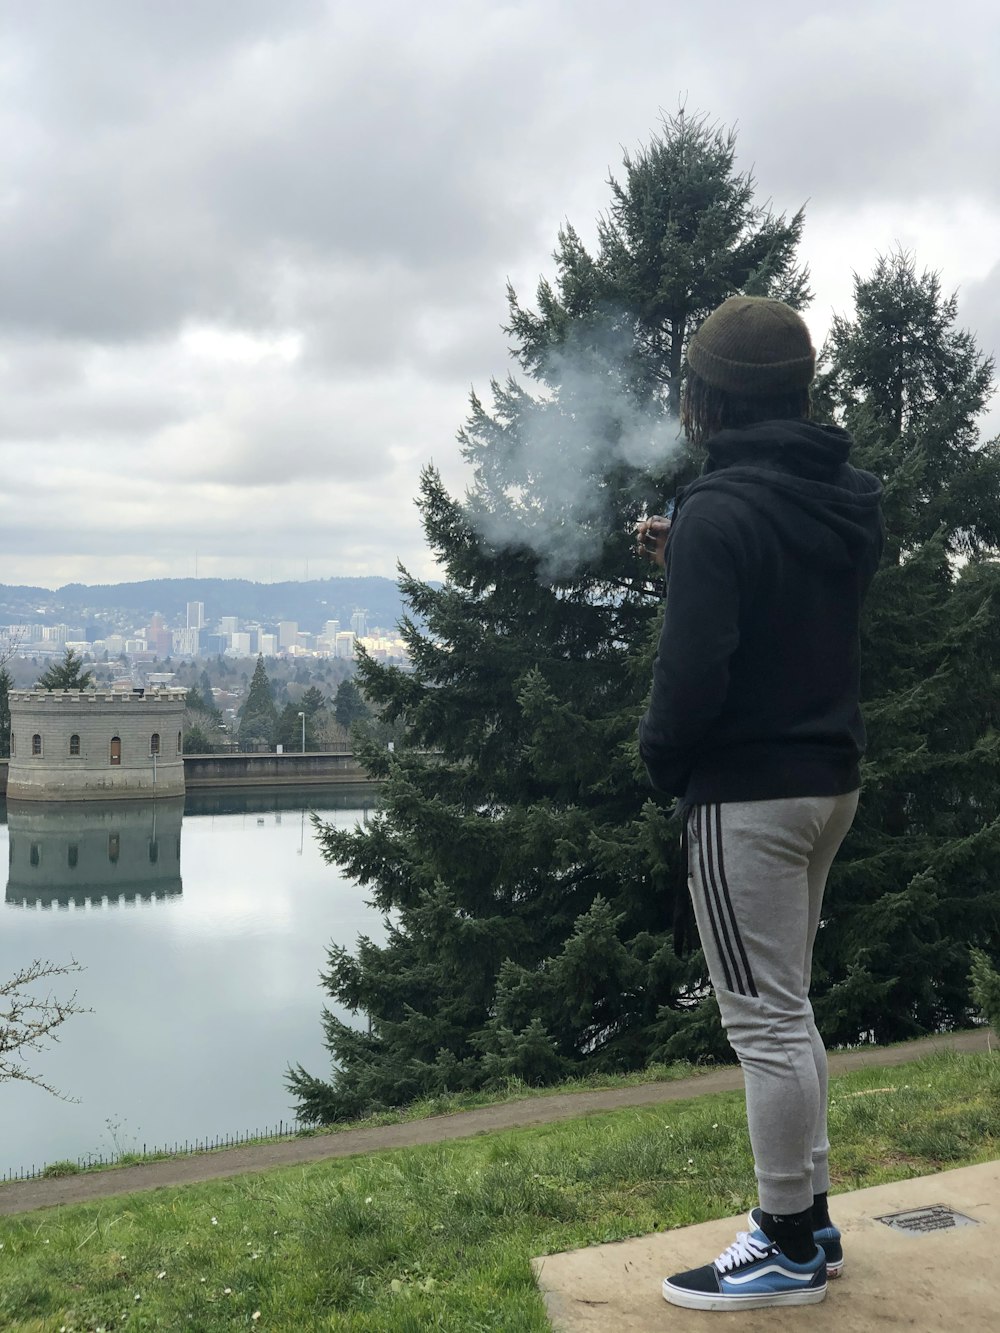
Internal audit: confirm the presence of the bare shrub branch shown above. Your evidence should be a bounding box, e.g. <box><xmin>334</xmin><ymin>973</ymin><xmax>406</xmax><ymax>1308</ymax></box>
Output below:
<box><xmin>1</xmin><ymin>959</ymin><xmax>90</xmax><ymax>1100</ymax></box>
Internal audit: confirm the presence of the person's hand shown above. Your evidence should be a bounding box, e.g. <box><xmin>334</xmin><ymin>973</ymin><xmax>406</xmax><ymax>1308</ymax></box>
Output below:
<box><xmin>635</xmin><ymin>515</ymin><xmax>671</xmax><ymax>569</ymax></box>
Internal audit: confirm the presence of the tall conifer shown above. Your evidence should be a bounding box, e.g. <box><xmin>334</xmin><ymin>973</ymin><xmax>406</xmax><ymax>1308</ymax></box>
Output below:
<box><xmin>35</xmin><ymin>648</ymin><xmax>93</xmax><ymax>691</ymax></box>
<box><xmin>811</xmin><ymin>250</ymin><xmax>1000</xmax><ymax>1042</ymax></box>
<box><xmin>239</xmin><ymin>654</ymin><xmax>278</xmax><ymax>749</ymax></box>
<box><xmin>289</xmin><ymin>112</ymin><xmax>810</xmax><ymax>1120</ymax></box>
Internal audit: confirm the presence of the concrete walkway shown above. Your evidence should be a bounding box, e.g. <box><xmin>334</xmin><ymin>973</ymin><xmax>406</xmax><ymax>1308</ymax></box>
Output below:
<box><xmin>0</xmin><ymin>1028</ymin><xmax>990</xmax><ymax>1217</ymax></box>
<box><xmin>533</xmin><ymin>1159</ymin><xmax>1000</xmax><ymax>1331</ymax></box>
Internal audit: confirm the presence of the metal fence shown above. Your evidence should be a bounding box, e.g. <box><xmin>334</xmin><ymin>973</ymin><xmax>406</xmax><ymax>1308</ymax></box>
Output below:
<box><xmin>2</xmin><ymin>1118</ymin><xmax>314</xmax><ymax>1183</ymax></box>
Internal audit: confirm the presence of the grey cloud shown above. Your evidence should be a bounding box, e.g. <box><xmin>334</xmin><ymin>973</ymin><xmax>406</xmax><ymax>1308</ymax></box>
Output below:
<box><xmin>957</xmin><ymin>264</ymin><xmax>1000</xmax><ymax>437</ymax></box>
<box><xmin>293</xmin><ymin>259</ymin><xmax>508</xmax><ymax>382</ymax></box>
<box><xmin>0</xmin><ymin>474</ymin><xmax>426</xmax><ymax>590</ymax></box>
<box><xmin>0</xmin><ymin>4</ymin><xmax>562</xmax><ymax>344</ymax></box>
<box><xmin>1</xmin><ymin>0</ymin><xmax>998</xmax><ymax>587</ymax></box>
<box><xmin>687</xmin><ymin>10</ymin><xmax>1000</xmax><ymax>212</ymax></box>
<box><xmin>0</xmin><ymin>380</ymin><xmax>188</xmax><ymax>444</ymax></box>
<box><xmin>3</xmin><ymin>1</ymin><xmax>326</xmax><ymax>90</ymax></box>
<box><xmin>959</xmin><ymin>264</ymin><xmax>1000</xmax><ymax>368</ymax></box>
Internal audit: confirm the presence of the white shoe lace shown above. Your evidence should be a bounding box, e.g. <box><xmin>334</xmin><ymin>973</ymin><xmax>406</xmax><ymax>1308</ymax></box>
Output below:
<box><xmin>713</xmin><ymin>1231</ymin><xmax>772</xmax><ymax>1274</ymax></box>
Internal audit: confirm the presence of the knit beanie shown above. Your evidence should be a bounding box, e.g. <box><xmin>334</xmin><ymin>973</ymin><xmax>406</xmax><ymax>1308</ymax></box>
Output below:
<box><xmin>686</xmin><ymin>296</ymin><xmax>815</xmax><ymax>397</ymax></box>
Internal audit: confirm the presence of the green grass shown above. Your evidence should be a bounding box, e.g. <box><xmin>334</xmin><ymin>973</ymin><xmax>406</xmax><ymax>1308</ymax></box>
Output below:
<box><xmin>6</xmin><ymin>1060</ymin><xmax>709</xmax><ymax>1181</ymax></box>
<box><xmin>0</xmin><ymin>1048</ymin><xmax>997</xmax><ymax>1332</ymax></box>
<box><xmin>10</xmin><ymin>1029</ymin><xmax>980</xmax><ymax>1182</ymax></box>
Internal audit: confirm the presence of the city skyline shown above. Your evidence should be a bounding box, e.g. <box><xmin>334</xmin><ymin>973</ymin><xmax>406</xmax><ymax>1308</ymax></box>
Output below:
<box><xmin>2</xmin><ymin>606</ymin><xmax>407</xmax><ymax>667</ymax></box>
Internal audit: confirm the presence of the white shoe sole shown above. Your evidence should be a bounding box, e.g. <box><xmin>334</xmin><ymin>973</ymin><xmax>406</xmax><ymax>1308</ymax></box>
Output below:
<box><xmin>662</xmin><ymin>1278</ymin><xmax>827</xmax><ymax>1310</ymax></box>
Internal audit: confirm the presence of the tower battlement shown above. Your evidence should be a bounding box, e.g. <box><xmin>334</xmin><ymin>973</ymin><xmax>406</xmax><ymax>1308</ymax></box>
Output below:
<box><xmin>10</xmin><ymin>688</ymin><xmax>188</xmax><ymax>705</ymax></box>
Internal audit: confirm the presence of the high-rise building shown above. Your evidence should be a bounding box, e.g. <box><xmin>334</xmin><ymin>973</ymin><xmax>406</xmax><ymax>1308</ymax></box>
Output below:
<box><xmin>350</xmin><ymin>609</ymin><xmax>367</xmax><ymax>638</ymax></box>
<box><xmin>278</xmin><ymin>621</ymin><xmax>298</xmax><ymax>649</ymax></box>
<box><xmin>173</xmin><ymin>628</ymin><xmax>201</xmax><ymax>657</ymax></box>
<box><xmin>147</xmin><ymin>613</ymin><xmax>171</xmax><ymax>659</ymax></box>
<box><xmin>335</xmin><ymin>631</ymin><xmax>356</xmax><ymax>659</ymax></box>
<box><xmin>186</xmin><ymin>601</ymin><xmax>205</xmax><ymax>630</ymax></box>
<box><xmin>323</xmin><ymin>619</ymin><xmax>340</xmax><ymax>639</ymax></box>
<box><xmin>230</xmin><ymin>632</ymin><xmax>252</xmax><ymax>656</ymax></box>
<box><xmin>219</xmin><ymin>616</ymin><xmax>239</xmax><ymax>637</ymax></box>
<box><xmin>260</xmin><ymin>633</ymin><xmax>278</xmax><ymax>656</ymax></box>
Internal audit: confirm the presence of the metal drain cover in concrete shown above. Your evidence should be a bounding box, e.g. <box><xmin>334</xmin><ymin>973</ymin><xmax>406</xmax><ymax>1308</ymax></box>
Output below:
<box><xmin>876</xmin><ymin>1203</ymin><xmax>981</xmax><ymax>1235</ymax></box>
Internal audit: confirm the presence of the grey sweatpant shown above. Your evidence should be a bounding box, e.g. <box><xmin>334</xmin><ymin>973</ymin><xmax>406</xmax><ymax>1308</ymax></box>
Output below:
<box><xmin>685</xmin><ymin>791</ymin><xmax>859</xmax><ymax>1215</ymax></box>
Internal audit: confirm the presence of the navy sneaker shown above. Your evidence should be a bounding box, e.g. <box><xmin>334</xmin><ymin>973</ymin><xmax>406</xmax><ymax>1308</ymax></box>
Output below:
<box><xmin>662</xmin><ymin>1228</ymin><xmax>827</xmax><ymax>1311</ymax></box>
<box><xmin>748</xmin><ymin>1206</ymin><xmax>844</xmax><ymax>1278</ymax></box>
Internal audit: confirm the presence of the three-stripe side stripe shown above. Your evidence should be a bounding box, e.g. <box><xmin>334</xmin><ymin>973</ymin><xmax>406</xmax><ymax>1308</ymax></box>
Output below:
<box><xmin>691</xmin><ymin>803</ymin><xmax>758</xmax><ymax>998</ymax></box>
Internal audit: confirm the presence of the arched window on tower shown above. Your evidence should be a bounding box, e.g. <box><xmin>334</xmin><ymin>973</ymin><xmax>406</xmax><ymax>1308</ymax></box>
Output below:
<box><xmin>177</xmin><ymin>729</ymin><xmax>182</xmax><ymax>753</ymax></box>
<box><xmin>150</xmin><ymin>732</ymin><xmax>161</xmax><ymax>756</ymax></box>
<box><xmin>31</xmin><ymin>733</ymin><xmax>42</xmax><ymax>756</ymax></box>
<box><xmin>110</xmin><ymin>736</ymin><xmax>122</xmax><ymax>765</ymax></box>
<box><xmin>69</xmin><ymin>733</ymin><xmax>81</xmax><ymax>756</ymax></box>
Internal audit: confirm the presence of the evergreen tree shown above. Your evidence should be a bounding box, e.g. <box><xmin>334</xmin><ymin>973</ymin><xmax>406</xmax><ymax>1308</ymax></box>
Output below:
<box><xmin>276</xmin><ymin>700</ymin><xmax>321</xmax><ymax>751</ymax></box>
<box><xmin>289</xmin><ymin>111</ymin><xmax>809</xmax><ymax>1121</ymax></box>
<box><xmin>333</xmin><ymin>678</ymin><xmax>370</xmax><ymax>731</ymax></box>
<box><xmin>300</xmin><ymin>685</ymin><xmax>327</xmax><ymax>716</ymax></box>
<box><xmin>36</xmin><ymin>647</ymin><xmax>93</xmax><ymax>691</ymax></box>
<box><xmin>969</xmin><ymin>948</ymin><xmax>1000</xmax><ymax>1032</ymax></box>
<box><xmin>184</xmin><ymin>683</ymin><xmax>223</xmax><ymax>750</ymax></box>
<box><xmin>182</xmin><ymin>723</ymin><xmax>219</xmax><ymax>754</ymax></box>
<box><xmin>0</xmin><ymin>666</ymin><xmax>11</xmax><ymax>758</ymax></box>
<box><xmin>238</xmin><ymin>655</ymin><xmax>278</xmax><ymax>749</ymax></box>
<box><xmin>811</xmin><ymin>250</ymin><xmax>1000</xmax><ymax>1043</ymax></box>
<box><xmin>274</xmin><ymin>684</ymin><xmax>328</xmax><ymax>751</ymax></box>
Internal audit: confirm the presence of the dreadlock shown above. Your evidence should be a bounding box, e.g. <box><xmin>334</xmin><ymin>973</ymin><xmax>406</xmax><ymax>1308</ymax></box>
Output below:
<box><xmin>681</xmin><ymin>370</ymin><xmax>811</xmax><ymax>449</ymax></box>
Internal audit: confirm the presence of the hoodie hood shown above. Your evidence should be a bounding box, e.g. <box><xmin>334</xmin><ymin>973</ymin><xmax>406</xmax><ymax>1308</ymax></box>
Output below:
<box><xmin>677</xmin><ymin>420</ymin><xmax>884</xmax><ymax>572</ymax></box>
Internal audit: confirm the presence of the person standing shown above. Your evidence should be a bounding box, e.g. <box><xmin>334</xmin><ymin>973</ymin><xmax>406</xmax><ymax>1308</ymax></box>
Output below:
<box><xmin>637</xmin><ymin>296</ymin><xmax>884</xmax><ymax>1311</ymax></box>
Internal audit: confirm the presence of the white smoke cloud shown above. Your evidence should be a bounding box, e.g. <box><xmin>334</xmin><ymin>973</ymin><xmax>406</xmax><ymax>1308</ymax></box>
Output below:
<box><xmin>467</xmin><ymin>340</ymin><xmax>684</xmax><ymax>580</ymax></box>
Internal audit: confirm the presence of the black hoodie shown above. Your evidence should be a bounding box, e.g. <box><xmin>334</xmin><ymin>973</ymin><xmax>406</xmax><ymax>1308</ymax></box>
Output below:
<box><xmin>638</xmin><ymin>419</ymin><xmax>885</xmax><ymax>803</ymax></box>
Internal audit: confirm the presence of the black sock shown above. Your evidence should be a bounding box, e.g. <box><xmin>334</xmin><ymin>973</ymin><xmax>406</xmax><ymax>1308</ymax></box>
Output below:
<box><xmin>811</xmin><ymin>1191</ymin><xmax>832</xmax><ymax>1231</ymax></box>
<box><xmin>759</xmin><ymin>1207</ymin><xmax>817</xmax><ymax>1264</ymax></box>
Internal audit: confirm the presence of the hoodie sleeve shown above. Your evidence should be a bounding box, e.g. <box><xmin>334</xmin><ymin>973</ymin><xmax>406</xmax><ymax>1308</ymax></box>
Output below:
<box><xmin>638</xmin><ymin>512</ymin><xmax>742</xmax><ymax>795</ymax></box>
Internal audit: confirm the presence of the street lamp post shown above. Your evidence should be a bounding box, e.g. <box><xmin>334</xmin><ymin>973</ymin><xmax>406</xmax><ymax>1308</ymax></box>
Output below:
<box><xmin>297</xmin><ymin>710</ymin><xmax>306</xmax><ymax>754</ymax></box>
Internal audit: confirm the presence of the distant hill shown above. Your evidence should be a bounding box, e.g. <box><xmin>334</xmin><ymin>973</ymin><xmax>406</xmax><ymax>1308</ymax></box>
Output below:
<box><xmin>0</xmin><ymin>576</ymin><xmax>415</xmax><ymax>633</ymax></box>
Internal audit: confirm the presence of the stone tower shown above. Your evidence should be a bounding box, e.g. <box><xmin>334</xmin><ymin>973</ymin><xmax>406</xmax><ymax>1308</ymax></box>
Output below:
<box><xmin>7</xmin><ymin>688</ymin><xmax>187</xmax><ymax>800</ymax></box>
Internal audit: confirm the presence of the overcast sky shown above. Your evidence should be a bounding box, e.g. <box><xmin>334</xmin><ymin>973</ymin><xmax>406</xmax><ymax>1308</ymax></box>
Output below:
<box><xmin>1</xmin><ymin>0</ymin><xmax>997</xmax><ymax>590</ymax></box>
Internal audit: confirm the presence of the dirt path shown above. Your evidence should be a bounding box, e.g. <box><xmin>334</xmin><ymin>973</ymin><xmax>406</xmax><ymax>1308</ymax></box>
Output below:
<box><xmin>0</xmin><ymin>1028</ymin><xmax>990</xmax><ymax>1217</ymax></box>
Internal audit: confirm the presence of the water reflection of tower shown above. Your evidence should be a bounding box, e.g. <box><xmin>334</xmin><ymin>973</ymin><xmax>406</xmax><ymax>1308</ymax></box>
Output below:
<box><xmin>5</xmin><ymin>799</ymin><xmax>184</xmax><ymax>909</ymax></box>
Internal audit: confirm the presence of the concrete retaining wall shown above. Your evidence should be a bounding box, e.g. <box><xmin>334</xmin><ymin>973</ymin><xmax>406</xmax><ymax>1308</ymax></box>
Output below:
<box><xmin>181</xmin><ymin>751</ymin><xmax>372</xmax><ymax>788</ymax></box>
<box><xmin>0</xmin><ymin>752</ymin><xmax>374</xmax><ymax>795</ymax></box>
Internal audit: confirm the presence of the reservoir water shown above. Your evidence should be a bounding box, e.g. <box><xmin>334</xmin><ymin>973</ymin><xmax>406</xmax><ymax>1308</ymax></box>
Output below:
<box><xmin>0</xmin><ymin>786</ymin><xmax>385</xmax><ymax>1178</ymax></box>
